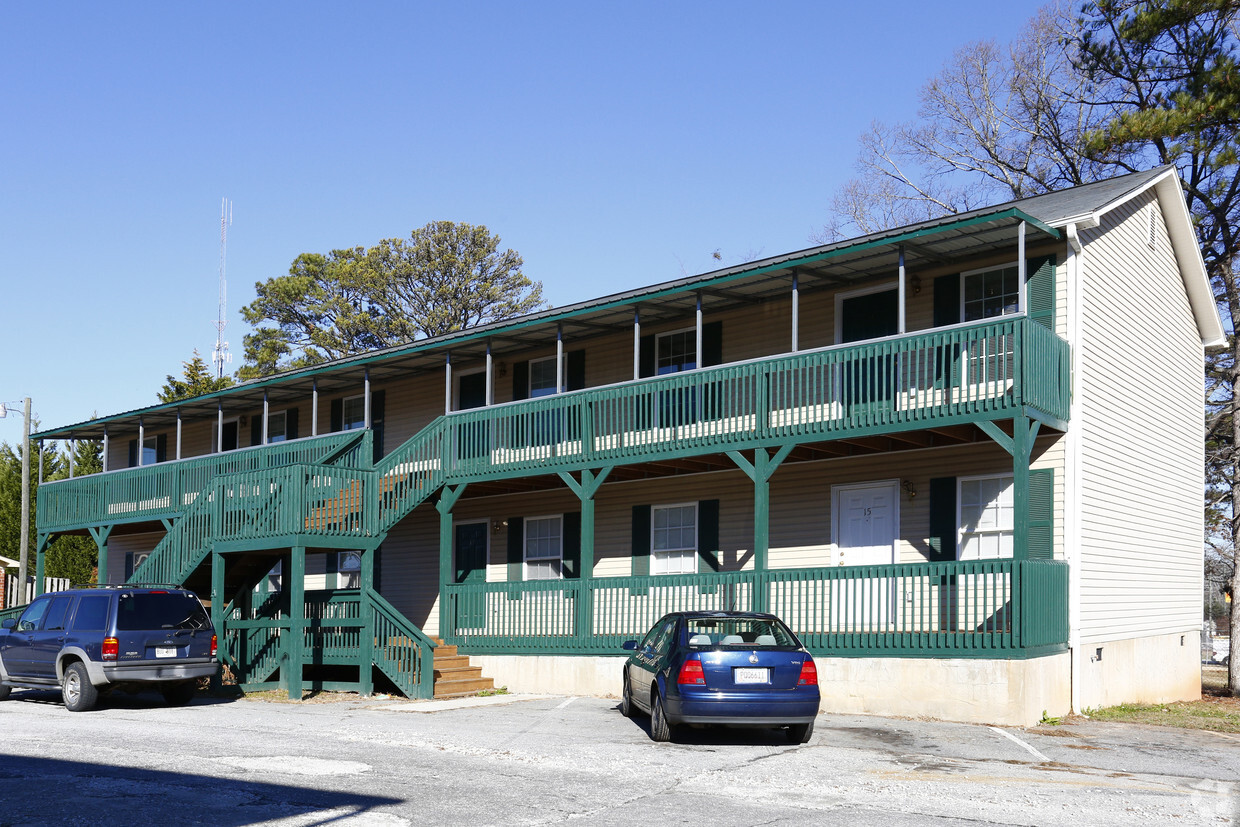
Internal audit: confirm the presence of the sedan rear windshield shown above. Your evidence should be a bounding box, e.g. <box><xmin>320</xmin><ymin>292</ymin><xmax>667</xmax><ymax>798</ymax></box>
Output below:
<box><xmin>116</xmin><ymin>593</ymin><xmax>209</xmax><ymax>631</ymax></box>
<box><xmin>685</xmin><ymin>617</ymin><xmax>798</xmax><ymax>648</ymax></box>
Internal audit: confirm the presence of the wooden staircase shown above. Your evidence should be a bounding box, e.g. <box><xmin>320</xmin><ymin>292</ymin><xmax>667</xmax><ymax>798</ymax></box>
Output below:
<box><xmin>432</xmin><ymin>639</ymin><xmax>495</xmax><ymax>698</ymax></box>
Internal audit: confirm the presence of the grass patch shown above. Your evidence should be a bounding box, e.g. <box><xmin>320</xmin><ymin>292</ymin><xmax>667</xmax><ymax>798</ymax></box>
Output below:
<box><xmin>1085</xmin><ymin>666</ymin><xmax>1240</xmax><ymax>734</ymax></box>
<box><xmin>477</xmin><ymin>685</ymin><xmax>510</xmax><ymax>697</ymax></box>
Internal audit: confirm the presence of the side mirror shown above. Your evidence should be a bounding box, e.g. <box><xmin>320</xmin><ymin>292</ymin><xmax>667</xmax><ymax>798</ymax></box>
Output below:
<box><xmin>0</xmin><ymin>618</ymin><xmax>14</xmax><ymax>630</ymax></box>
<box><xmin>621</xmin><ymin>640</ymin><xmax>637</xmax><ymax>651</ymax></box>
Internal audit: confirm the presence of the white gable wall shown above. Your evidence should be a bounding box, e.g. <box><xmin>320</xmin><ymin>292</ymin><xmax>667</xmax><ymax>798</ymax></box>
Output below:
<box><xmin>1076</xmin><ymin>188</ymin><xmax>1205</xmax><ymax>646</ymax></box>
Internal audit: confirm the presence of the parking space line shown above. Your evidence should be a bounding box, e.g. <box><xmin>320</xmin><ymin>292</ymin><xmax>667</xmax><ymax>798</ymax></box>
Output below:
<box><xmin>556</xmin><ymin>697</ymin><xmax>577</xmax><ymax>709</ymax></box>
<box><xmin>989</xmin><ymin>726</ymin><xmax>1050</xmax><ymax>762</ymax></box>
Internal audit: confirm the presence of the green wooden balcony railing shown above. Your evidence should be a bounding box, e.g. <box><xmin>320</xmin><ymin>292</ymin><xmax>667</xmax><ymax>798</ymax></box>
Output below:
<box><xmin>433</xmin><ymin>316</ymin><xmax>1067</xmax><ymax>483</ymax></box>
<box><xmin>37</xmin><ymin>430</ymin><xmax>370</xmax><ymax>533</ymax></box>
<box><xmin>441</xmin><ymin>559</ymin><xmax>1069</xmax><ymax>659</ymax></box>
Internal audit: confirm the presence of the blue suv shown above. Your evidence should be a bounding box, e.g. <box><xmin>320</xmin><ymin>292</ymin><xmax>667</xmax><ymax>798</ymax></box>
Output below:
<box><xmin>0</xmin><ymin>586</ymin><xmax>219</xmax><ymax>711</ymax></box>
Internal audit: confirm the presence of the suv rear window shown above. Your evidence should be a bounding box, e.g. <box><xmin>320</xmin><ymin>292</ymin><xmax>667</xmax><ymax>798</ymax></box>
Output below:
<box><xmin>116</xmin><ymin>593</ymin><xmax>209</xmax><ymax>631</ymax></box>
<box><xmin>71</xmin><ymin>595</ymin><xmax>111</xmax><ymax>631</ymax></box>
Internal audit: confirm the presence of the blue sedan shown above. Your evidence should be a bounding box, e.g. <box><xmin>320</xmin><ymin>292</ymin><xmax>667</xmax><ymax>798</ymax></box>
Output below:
<box><xmin>620</xmin><ymin>611</ymin><xmax>820</xmax><ymax>743</ymax></box>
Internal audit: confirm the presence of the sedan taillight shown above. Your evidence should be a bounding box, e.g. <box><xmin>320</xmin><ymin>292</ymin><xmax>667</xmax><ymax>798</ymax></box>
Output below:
<box><xmin>677</xmin><ymin>657</ymin><xmax>706</xmax><ymax>685</ymax></box>
<box><xmin>210</xmin><ymin>634</ymin><xmax>218</xmax><ymax>658</ymax></box>
<box><xmin>798</xmin><ymin>658</ymin><xmax>818</xmax><ymax>686</ymax></box>
<box><xmin>102</xmin><ymin>637</ymin><xmax>119</xmax><ymax>662</ymax></box>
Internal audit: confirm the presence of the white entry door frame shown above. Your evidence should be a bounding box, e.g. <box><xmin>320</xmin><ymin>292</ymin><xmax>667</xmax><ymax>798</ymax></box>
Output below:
<box><xmin>831</xmin><ymin>479</ymin><xmax>900</xmax><ymax>567</ymax></box>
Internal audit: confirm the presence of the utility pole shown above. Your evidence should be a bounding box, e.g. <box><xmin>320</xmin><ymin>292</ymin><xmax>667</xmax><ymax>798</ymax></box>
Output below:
<box><xmin>13</xmin><ymin>398</ymin><xmax>31</xmax><ymax>605</ymax></box>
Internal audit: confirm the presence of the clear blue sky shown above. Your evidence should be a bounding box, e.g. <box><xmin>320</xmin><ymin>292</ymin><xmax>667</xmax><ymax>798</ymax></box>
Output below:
<box><xmin>0</xmin><ymin>1</ymin><xmax>1039</xmax><ymax>443</ymax></box>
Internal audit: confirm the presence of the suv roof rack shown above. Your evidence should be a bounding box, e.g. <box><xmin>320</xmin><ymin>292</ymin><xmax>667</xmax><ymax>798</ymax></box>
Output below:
<box><xmin>68</xmin><ymin>583</ymin><xmax>186</xmax><ymax>591</ymax></box>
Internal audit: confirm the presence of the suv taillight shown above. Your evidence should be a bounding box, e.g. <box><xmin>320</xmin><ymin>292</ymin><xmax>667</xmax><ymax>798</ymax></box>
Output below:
<box><xmin>677</xmin><ymin>657</ymin><xmax>705</xmax><ymax>685</ymax></box>
<box><xmin>210</xmin><ymin>634</ymin><xmax>217</xmax><ymax>658</ymax></box>
<box><xmin>102</xmin><ymin>637</ymin><xmax>119</xmax><ymax>662</ymax></box>
<box><xmin>798</xmin><ymin>658</ymin><xmax>818</xmax><ymax>686</ymax></box>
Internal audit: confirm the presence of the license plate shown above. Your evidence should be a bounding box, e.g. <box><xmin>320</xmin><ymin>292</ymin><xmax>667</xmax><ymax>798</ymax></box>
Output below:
<box><xmin>155</xmin><ymin>647</ymin><xmax>177</xmax><ymax>659</ymax></box>
<box><xmin>734</xmin><ymin>667</ymin><xmax>769</xmax><ymax>684</ymax></box>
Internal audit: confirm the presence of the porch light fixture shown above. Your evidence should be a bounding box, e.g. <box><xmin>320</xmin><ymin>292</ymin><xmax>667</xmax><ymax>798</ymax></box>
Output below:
<box><xmin>911</xmin><ymin>274</ymin><xmax>922</xmax><ymax>294</ymax></box>
<box><xmin>902</xmin><ymin>480</ymin><xmax>917</xmax><ymax>500</ymax></box>
<box><xmin>492</xmin><ymin>519</ymin><xmax>507</xmax><ymax>535</ymax></box>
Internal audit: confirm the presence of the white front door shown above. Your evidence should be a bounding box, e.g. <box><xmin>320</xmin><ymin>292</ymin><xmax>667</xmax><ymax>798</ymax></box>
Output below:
<box><xmin>834</xmin><ymin>481</ymin><xmax>898</xmax><ymax>567</ymax></box>
<box><xmin>832</xmin><ymin>481</ymin><xmax>899</xmax><ymax>630</ymax></box>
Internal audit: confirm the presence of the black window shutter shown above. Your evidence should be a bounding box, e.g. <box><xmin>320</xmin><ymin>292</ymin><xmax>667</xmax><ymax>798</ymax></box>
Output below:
<box><xmin>562</xmin><ymin>512</ymin><xmax>581</xmax><ymax>578</ymax></box>
<box><xmin>372</xmin><ymin>544</ymin><xmax>382</xmax><ymax>592</ymax></box>
<box><xmin>631</xmin><ymin>505</ymin><xmax>651</xmax><ymax>576</ymax></box>
<box><xmin>330</xmin><ymin>398</ymin><xmax>343</xmax><ymax>432</ymax></box>
<box><xmin>639</xmin><ymin>335</ymin><xmax>655</xmax><ymax>378</ymax></box>
<box><xmin>697</xmin><ymin>499</ymin><xmax>720</xmax><ymax>573</ymax></box>
<box><xmin>156</xmin><ymin>434</ymin><xmax>167</xmax><ymax>463</ymax></box>
<box><xmin>251</xmin><ymin>415</ymin><xmax>263</xmax><ymax>447</ymax></box>
<box><xmin>507</xmin><ymin>517</ymin><xmax>525</xmax><ymax>581</ymax></box>
<box><xmin>124</xmin><ymin>551</ymin><xmax>134</xmax><ymax>580</ymax></box>
<box><xmin>933</xmin><ymin>274</ymin><xmax>961</xmax><ymax>327</ymax></box>
<box><xmin>1028</xmin><ymin>468</ymin><xmax>1054</xmax><ymax>560</ymax></box>
<box><xmin>512</xmin><ymin>361</ymin><xmax>530</xmax><ymax>401</ymax></box>
<box><xmin>928</xmin><ymin>477</ymin><xmax>957</xmax><ymax>562</ymax></box>
<box><xmin>127</xmin><ymin>439</ymin><xmax>137</xmax><ymax>468</ymax></box>
<box><xmin>567</xmin><ymin>350</ymin><xmax>586</xmax><ymax>391</ymax></box>
<box><xmin>702</xmin><ymin>321</ymin><xmax>723</xmax><ymax>367</ymax></box>
<box><xmin>1027</xmin><ymin>255</ymin><xmax>1057</xmax><ymax>330</ymax></box>
<box><xmin>371</xmin><ymin>389</ymin><xmax>386</xmax><ymax>462</ymax></box>
<box><xmin>286</xmin><ymin>407</ymin><xmax>300</xmax><ymax>441</ymax></box>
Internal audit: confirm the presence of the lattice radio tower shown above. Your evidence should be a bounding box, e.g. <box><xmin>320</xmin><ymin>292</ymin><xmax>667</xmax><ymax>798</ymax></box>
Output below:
<box><xmin>212</xmin><ymin>198</ymin><xmax>233</xmax><ymax>379</ymax></box>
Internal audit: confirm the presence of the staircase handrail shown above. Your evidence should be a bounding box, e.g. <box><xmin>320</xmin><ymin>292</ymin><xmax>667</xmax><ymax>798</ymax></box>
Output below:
<box><xmin>368</xmin><ymin>587</ymin><xmax>436</xmax><ymax>698</ymax></box>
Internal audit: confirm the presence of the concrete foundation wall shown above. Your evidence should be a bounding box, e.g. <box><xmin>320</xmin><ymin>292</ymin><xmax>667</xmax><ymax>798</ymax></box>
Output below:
<box><xmin>473</xmin><ymin>652</ymin><xmax>1072</xmax><ymax>727</ymax></box>
<box><xmin>1076</xmin><ymin>630</ymin><xmax>1201</xmax><ymax>711</ymax></box>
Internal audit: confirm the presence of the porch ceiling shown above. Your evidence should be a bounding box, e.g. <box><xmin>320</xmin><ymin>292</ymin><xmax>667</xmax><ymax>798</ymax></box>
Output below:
<box><xmin>38</xmin><ymin>209</ymin><xmax>1057</xmax><ymax>441</ymax></box>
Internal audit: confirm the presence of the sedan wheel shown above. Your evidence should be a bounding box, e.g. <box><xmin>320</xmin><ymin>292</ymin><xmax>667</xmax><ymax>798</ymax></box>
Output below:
<box><xmin>620</xmin><ymin>674</ymin><xmax>634</xmax><ymax>718</ymax></box>
<box><xmin>650</xmin><ymin>692</ymin><xmax>674</xmax><ymax>742</ymax></box>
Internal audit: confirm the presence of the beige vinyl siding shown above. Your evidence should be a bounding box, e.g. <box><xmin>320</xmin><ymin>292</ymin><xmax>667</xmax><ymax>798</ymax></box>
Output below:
<box><xmin>1076</xmin><ymin>190</ymin><xmax>1204</xmax><ymax>644</ymax></box>
<box><xmin>104</xmin><ymin>531</ymin><xmax>162</xmax><ymax>585</ymax></box>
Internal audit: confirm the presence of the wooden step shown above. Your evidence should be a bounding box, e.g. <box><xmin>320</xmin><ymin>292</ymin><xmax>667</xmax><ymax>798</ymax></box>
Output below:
<box><xmin>433</xmin><ymin>676</ymin><xmax>495</xmax><ymax>698</ymax></box>
<box><xmin>433</xmin><ymin>654</ymin><xmax>472</xmax><ymax>670</ymax></box>
<box><xmin>433</xmin><ymin>644</ymin><xmax>458</xmax><ymax>658</ymax></box>
<box><xmin>434</xmin><ymin>664</ymin><xmax>484</xmax><ymax>680</ymax></box>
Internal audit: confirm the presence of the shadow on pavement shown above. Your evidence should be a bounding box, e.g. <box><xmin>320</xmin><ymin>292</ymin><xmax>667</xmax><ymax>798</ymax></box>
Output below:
<box><xmin>0</xmin><ymin>753</ymin><xmax>402</xmax><ymax>825</ymax></box>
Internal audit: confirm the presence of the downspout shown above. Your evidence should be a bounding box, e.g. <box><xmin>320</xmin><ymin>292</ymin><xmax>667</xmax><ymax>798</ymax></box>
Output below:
<box><xmin>1065</xmin><ymin>222</ymin><xmax>1085</xmax><ymax>715</ymax></box>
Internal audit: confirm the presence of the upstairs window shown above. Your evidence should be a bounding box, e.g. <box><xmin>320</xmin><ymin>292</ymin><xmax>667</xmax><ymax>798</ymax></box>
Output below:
<box><xmin>342</xmin><ymin>395</ymin><xmax>366</xmax><ymax>430</ymax></box>
<box><xmin>657</xmin><ymin>329</ymin><xmax>696</xmax><ymax>374</ymax></box>
<box><xmin>528</xmin><ymin>355</ymin><xmax>563</xmax><ymax>398</ymax></box>
<box><xmin>267</xmin><ymin>411</ymin><xmax>288</xmax><ymax>443</ymax></box>
<box><xmin>962</xmin><ymin>264</ymin><xmax>1020</xmax><ymax>322</ymax></box>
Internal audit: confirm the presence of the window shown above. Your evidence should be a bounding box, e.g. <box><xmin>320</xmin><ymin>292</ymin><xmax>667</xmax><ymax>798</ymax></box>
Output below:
<box><xmin>71</xmin><ymin>595</ymin><xmax>110</xmax><ymax>632</ymax></box>
<box><xmin>524</xmin><ymin>515</ymin><xmax>563</xmax><ymax>580</ymax></box>
<box><xmin>141</xmin><ymin>436</ymin><xmax>159</xmax><ymax>466</ymax></box>
<box><xmin>656</xmin><ymin>328</ymin><xmax>696</xmax><ymax>374</ymax></box>
<box><xmin>268</xmin><ymin>411</ymin><xmax>288</xmax><ymax>443</ymax></box>
<box><xmin>962</xmin><ymin>264</ymin><xmax>1020</xmax><ymax>322</ymax></box>
<box><xmin>17</xmin><ymin>597</ymin><xmax>51</xmax><ymax>632</ymax></box>
<box><xmin>528</xmin><ymin>355</ymin><xmax>563</xmax><ymax>398</ymax></box>
<box><xmin>337</xmin><ymin>551</ymin><xmax>361</xmax><ymax>588</ymax></box>
<box><xmin>958</xmin><ymin>474</ymin><xmax>1014</xmax><ymax>560</ymax></box>
<box><xmin>342</xmin><ymin>395</ymin><xmax>366</xmax><ymax>430</ymax></box>
<box><xmin>652</xmin><ymin>503</ymin><xmax>697</xmax><ymax>575</ymax></box>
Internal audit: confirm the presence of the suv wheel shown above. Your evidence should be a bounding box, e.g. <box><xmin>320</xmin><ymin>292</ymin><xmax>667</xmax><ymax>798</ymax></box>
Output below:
<box><xmin>62</xmin><ymin>662</ymin><xmax>98</xmax><ymax>712</ymax></box>
<box><xmin>161</xmin><ymin>681</ymin><xmax>196</xmax><ymax>706</ymax></box>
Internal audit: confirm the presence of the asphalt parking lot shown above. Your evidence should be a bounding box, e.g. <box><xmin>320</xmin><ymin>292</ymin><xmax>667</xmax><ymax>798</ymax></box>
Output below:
<box><xmin>0</xmin><ymin>688</ymin><xmax>1236</xmax><ymax>826</ymax></box>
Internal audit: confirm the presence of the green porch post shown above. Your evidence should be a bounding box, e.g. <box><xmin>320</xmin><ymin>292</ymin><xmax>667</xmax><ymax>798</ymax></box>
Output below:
<box><xmin>34</xmin><ymin>534</ymin><xmax>49</xmax><ymax>597</ymax></box>
<box><xmin>558</xmin><ymin>467</ymin><xmax>612</xmax><ymax>647</ymax></box>
<box><xmin>979</xmin><ymin>415</ymin><xmax>1040</xmax><ymax>562</ymax></box>
<box><xmin>359</xmin><ymin>546</ymin><xmax>375</xmax><ymax>696</ymax></box>
<box><xmin>727</xmin><ymin>445</ymin><xmax>793</xmax><ymax>613</ymax></box>
<box><xmin>89</xmin><ymin>525</ymin><xmax>113</xmax><ymax>585</ymax></box>
<box><xmin>210</xmin><ymin>550</ymin><xmax>225</xmax><ymax>691</ymax></box>
<box><xmin>288</xmin><ymin>546</ymin><xmax>306</xmax><ymax>700</ymax></box>
<box><xmin>436</xmin><ymin>485</ymin><xmax>466</xmax><ymax>643</ymax></box>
